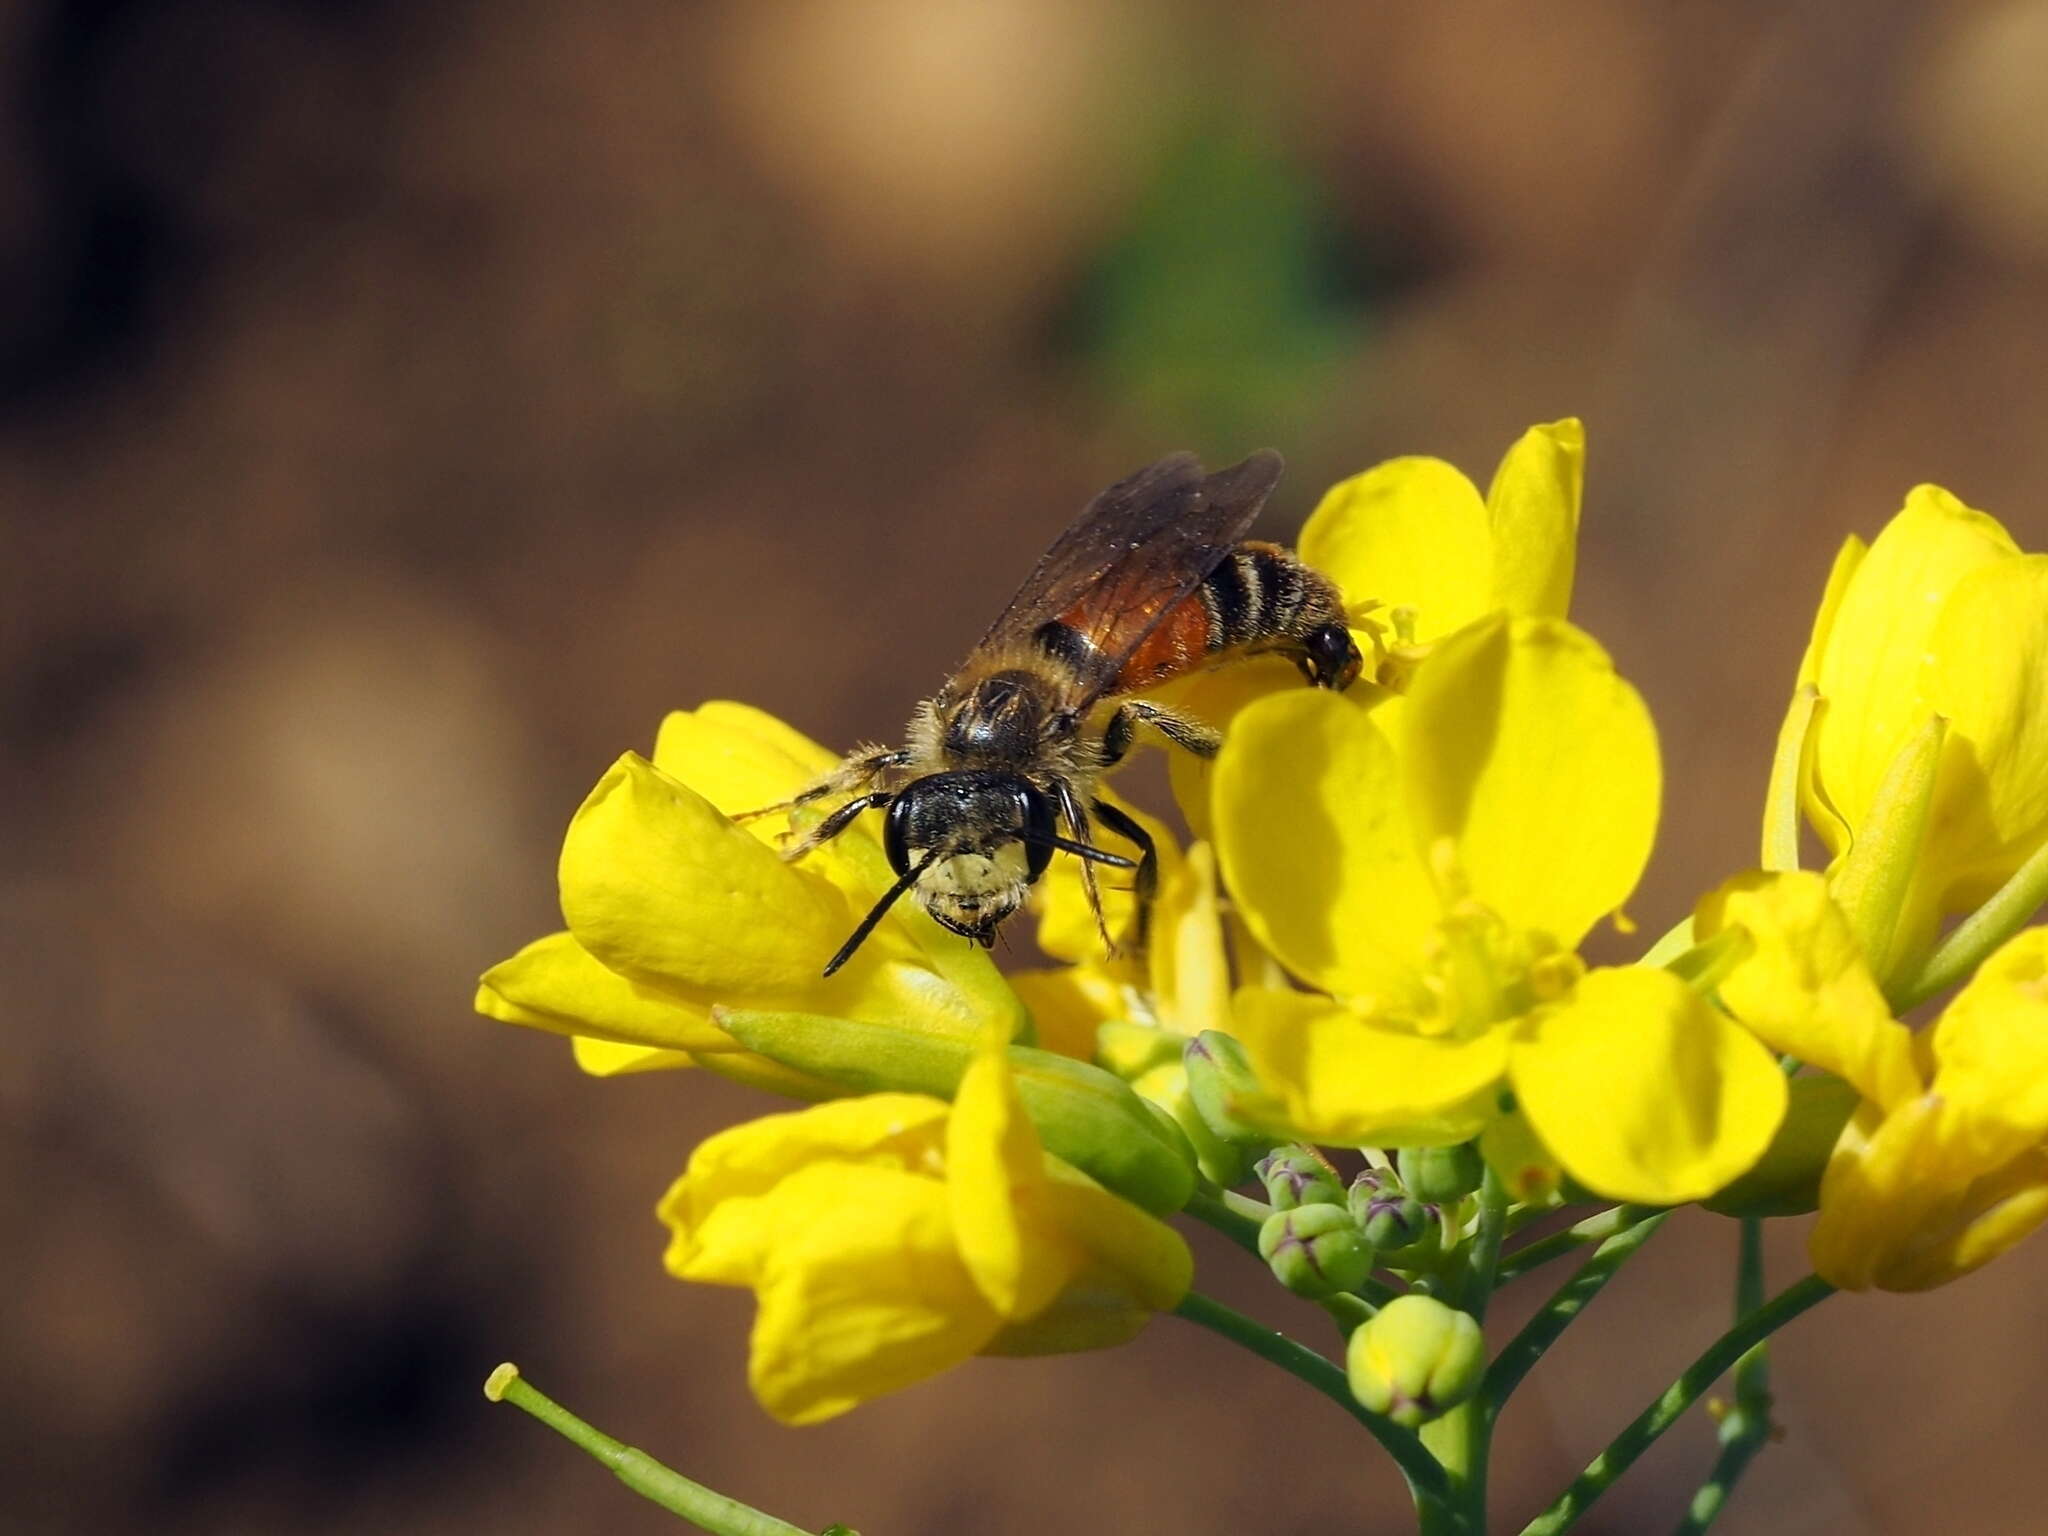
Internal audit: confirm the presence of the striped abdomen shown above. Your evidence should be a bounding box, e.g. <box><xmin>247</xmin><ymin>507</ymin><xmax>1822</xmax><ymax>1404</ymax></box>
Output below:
<box><xmin>1108</xmin><ymin>541</ymin><xmax>1357</xmax><ymax>693</ymax></box>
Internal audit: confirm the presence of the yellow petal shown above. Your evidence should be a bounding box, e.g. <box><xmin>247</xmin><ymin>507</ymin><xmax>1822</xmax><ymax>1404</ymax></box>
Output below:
<box><xmin>1795</xmin><ymin>535</ymin><xmax>1866</xmax><ymax>693</ymax></box>
<box><xmin>652</xmin><ymin>700</ymin><xmax>840</xmax><ymax>819</ymax></box>
<box><xmin>1811</xmin><ymin>486</ymin><xmax>2018</xmax><ymax>838</ymax></box>
<box><xmin>1809</xmin><ymin>1097</ymin><xmax>1947</xmax><ymax>1291</ymax></box>
<box><xmin>561</xmin><ymin>753</ymin><xmax>864</xmax><ymax>996</ymax></box>
<box><xmin>1155</xmin><ymin>655</ymin><xmax>1318</xmax><ymax>839</ymax></box>
<box><xmin>1213</xmin><ymin>689</ymin><xmax>1436</xmax><ymax>1007</ymax></box>
<box><xmin>1231</xmin><ymin>988</ymin><xmax>1508</xmax><ymax>1146</ymax></box>
<box><xmin>1485</xmin><ymin>418</ymin><xmax>1583</xmax><ymax>619</ymax></box>
<box><xmin>1402</xmin><ymin>616</ymin><xmax>1659</xmax><ymax>948</ymax></box>
<box><xmin>717</xmin><ymin>1162</ymin><xmax>1001</xmax><ymax>1425</ymax></box>
<box><xmin>658</xmin><ymin>1093</ymin><xmax>951</xmax><ymax>1273</ymax></box>
<box><xmin>1871</xmin><ymin>1148</ymin><xmax>2048</xmax><ymax>1291</ymax></box>
<box><xmin>1924</xmin><ymin>554</ymin><xmax>2048</xmax><ymax>892</ymax></box>
<box><xmin>1928</xmin><ymin>926</ymin><xmax>2048</xmax><ymax>1168</ymax></box>
<box><xmin>984</xmin><ymin>1168</ymin><xmax>1192</xmax><ymax>1355</ymax></box>
<box><xmin>948</xmin><ymin>1047</ymin><xmax>1071</xmax><ymax>1321</ymax></box>
<box><xmin>1511</xmin><ymin>968</ymin><xmax>1787</xmax><ymax>1204</ymax></box>
<box><xmin>570</xmin><ymin>1037</ymin><xmax>694</xmax><ymax>1075</ymax></box>
<box><xmin>475</xmin><ymin>929</ymin><xmax>736</xmax><ymax>1051</ymax></box>
<box><xmin>1695</xmin><ymin>871</ymin><xmax>1920</xmax><ymax>1112</ymax></box>
<box><xmin>1299</xmin><ymin>456</ymin><xmax>1491</xmax><ymax>643</ymax></box>
<box><xmin>1149</xmin><ymin>842</ymin><xmax>1233</xmax><ymax>1038</ymax></box>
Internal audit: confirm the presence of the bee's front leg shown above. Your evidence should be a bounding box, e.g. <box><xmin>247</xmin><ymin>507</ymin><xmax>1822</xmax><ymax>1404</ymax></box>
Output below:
<box><xmin>1090</xmin><ymin>798</ymin><xmax>1159</xmax><ymax>958</ymax></box>
<box><xmin>731</xmin><ymin>747</ymin><xmax>911</xmax><ymax>851</ymax></box>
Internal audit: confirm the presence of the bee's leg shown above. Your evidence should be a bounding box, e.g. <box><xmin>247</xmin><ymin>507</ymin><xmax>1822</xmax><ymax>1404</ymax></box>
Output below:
<box><xmin>781</xmin><ymin>791</ymin><xmax>894</xmax><ymax>862</ymax></box>
<box><xmin>1100</xmin><ymin>701</ymin><xmax>1221</xmax><ymax>768</ymax></box>
<box><xmin>1051</xmin><ymin>778</ymin><xmax>1116</xmax><ymax>955</ymax></box>
<box><xmin>1090</xmin><ymin>798</ymin><xmax>1158</xmax><ymax>957</ymax></box>
<box><xmin>731</xmin><ymin>747</ymin><xmax>912</xmax><ymax>823</ymax></box>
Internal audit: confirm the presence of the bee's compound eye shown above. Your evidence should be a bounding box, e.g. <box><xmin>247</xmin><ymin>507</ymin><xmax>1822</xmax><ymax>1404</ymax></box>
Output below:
<box><xmin>1016</xmin><ymin>784</ymin><xmax>1057</xmax><ymax>882</ymax></box>
<box><xmin>883</xmin><ymin>792</ymin><xmax>917</xmax><ymax>876</ymax></box>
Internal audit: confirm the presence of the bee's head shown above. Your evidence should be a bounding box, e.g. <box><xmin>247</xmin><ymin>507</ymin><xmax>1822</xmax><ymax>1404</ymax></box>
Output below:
<box><xmin>883</xmin><ymin>771</ymin><xmax>1055</xmax><ymax>943</ymax></box>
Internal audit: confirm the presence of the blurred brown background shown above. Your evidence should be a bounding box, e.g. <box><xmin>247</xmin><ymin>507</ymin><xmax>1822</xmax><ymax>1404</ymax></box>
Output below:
<box><xmin>5</xmin><ymin>2</ymin><xmax>2047</xmax><ymax>1532</ymax></box>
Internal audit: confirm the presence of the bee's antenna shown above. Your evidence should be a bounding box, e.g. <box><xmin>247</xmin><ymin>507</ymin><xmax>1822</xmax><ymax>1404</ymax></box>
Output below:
<box><xmin>1010</xmin><ymin>828</ymin><xmax>1139</xmax><ymax>868</ymax></box>
<box><xmin>822</xmin><ymin>848</ymin><xmax>945</xmax><ymax>978</ymax></box>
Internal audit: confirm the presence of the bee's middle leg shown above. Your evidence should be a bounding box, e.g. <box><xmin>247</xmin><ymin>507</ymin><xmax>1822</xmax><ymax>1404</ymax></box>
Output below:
<box><xmin>1101</xmin><ymin>701</ymin><xmax>1221</xmax><ymax>768</ymax></box>
<box><xmin>781</xmin><ymin>790</ymin><xmax>894</xmax><ymax>861</ymax></box>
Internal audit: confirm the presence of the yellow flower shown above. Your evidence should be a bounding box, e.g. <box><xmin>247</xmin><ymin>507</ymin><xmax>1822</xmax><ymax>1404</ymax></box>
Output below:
<box><xmin>1785</xmin><ymin>486</ymin><xmax>2048</xmax><ymax>979</ymax></box>
<box><xmin>1158</xmin><ymin>419</ymin><xmax>1586</xmax><ymax>834</ymax></box>
<box><xmin>657</xmin><ymin>1040</ymin><xmax>1192</xmax><ymax>1423</ymax></box>
<box><xmin>1700</xmin><ymin>870</ymin><xmax>2048</xmax><ymax>1291</ymax></box>
<box><xmin>1213</xmin><ymin>612</ymin><xmax>1787</xmax><ymax>1204</ymax></box>
<box><xmin>475</xmin><ymin>702</ymin><xmax>1024</xmax><ymax>1087</ymax></box>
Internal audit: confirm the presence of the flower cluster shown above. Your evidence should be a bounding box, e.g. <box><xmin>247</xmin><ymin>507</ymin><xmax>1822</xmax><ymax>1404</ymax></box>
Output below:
<box><xmin>477</xmin><ymin>420</ymin><xmax>2048</xmax><ymax>1531</ymax></box>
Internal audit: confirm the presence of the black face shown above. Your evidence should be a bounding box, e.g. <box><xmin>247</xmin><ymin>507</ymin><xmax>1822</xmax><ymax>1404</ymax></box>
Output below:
<box><xmin>882</xmin><ymin>770</ymin><xmax>1056</xmax><ymax>915</ymax></box>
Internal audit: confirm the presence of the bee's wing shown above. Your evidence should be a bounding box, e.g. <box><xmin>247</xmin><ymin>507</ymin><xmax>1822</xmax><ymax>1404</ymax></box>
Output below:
<box><xmin>970</xmin><ymin>450</ymin><xmax>1285</xmax><ymax>710</ymax></box>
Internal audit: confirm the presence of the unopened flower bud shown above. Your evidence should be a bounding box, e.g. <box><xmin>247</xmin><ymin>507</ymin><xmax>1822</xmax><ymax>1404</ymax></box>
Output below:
<box><xmin>1350</xmin><ymin>1170</ymin><xmax>1433</xmax><ymax>1255</ymax></box>
<box><xmin>1396</xmin><ymin>1143</ymin><xmax>1484</xmax><ymax>1204</ymax></box>
<box><xmin>1257</xmin><ymin>1145</ymin><xmax>1346</xmax><ymax>1211</ymax></box>
<box><xmin>1183</xmin><ymin>1031</ymin><xmax>1275</xmax><ymax>1153</ymax></box>
<box><xmin>1347</xmin><ymin>1295</ymin><xmax>1486</xmax><ymax>1427</ymax></box>
<box><xmin>1258</xmin><ymin>1203</ymin><xmax>1372</xmax><ymax>1298</ymax></box>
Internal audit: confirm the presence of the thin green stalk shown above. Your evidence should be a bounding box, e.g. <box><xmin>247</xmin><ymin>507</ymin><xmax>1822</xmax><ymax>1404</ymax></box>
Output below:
<box><xmin>1894</xmin><ymin>832</ymin><xmax>2048</xmax><ymax>1010</ymax></box>
<box><xmin>1421</xmin><ymin>1168</ymin><xmax>1512</xmax><ymax>1533</ymax></box>
<box><xmin>1485</xmin><ymin>1212</ymin><xmax>1669</xmax><ymax>1410</ymax></box>
<box><xmin>1172</xmin><ymin>1291</ymin><xmax>1453</xmax><ymax>1510</ymax></box>
<box><xmin>1185</xmin><ymin>1183</ymin><xmax>1265</xmax><ymax>1257</ymax></box>
<box><xmin>1495</xmin><ymin>1205</ymin><xmax>1662</xmax><ymax>1284</ymax></box>
<box><xmin>1672</xmin><ymin>1219</ymin><xmax>1774</xmax><ymax>1535</ymax></box>
<box><xmin>1516</xmin><ymin>1275</ymin><xmax>1834</xmax><ymax>1536</ymax></box>
<box><xmin>484</xmin><ymin>1365</ymin><xmax>814</xmax><ymax>1536</ymax></box>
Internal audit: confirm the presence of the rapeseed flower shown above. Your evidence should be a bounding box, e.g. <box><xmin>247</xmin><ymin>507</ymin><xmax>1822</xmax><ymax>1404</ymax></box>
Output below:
<box><xmin>476</xmin><ymin>702</ymin><xmax>1024</xmax><ymax>1087</ymax></box>
<box><xmin>1701</xmin><ymin>870</ymin><xmax>2048</xmax><ymax>1290</ymax></box>
<box><xmin>1212</xmin><ymin>613</ymin><xmax>1787</xmax><ymax>1203</ymax></box>
<box><xmin>1781</xmin><ymin>486</ymin><xmax>2048</xmax><ymax>982</ymax></box>
<box><xmin>657</xmin><ymin>1038</ymin><xmax>1192</xmax><ymax>1423</ymax></box>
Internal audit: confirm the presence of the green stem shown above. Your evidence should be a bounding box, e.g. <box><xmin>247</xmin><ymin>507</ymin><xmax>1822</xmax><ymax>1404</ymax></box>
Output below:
<box><xmin>1672</xmin><ymin>1219</ymin><xmax>1774</xmax><ymax>1535</ymax></box>
<box><xmin>1495</xmin><ymin>1205</ymin><xmax>1662</xmax><ymax>1284</ymax></box>
<box><xmin>1184</xmin><ymin>1183</ymin><xmax>1265</xmax><ymax>1257</ymax></box>
<box><xmin>1516</xmin><ymin>1275</ymin><xmax>1834</xmax><ymax>1536</ymax></box>
<box><xmin>483</xmin><ymin>1365</ymin><xmax>814</xmax><ymax>1536</ymax></box>
<box><xmin>1421</xmin><ymin>1169</ymin><xmax>1511</xmax><ymax>1533</ymax></box>
<box><xmin>1172</xmin><ymin>1291</ymin><xmax>1453</xmax><ymax>1510</ymax></box>
<box><xmin>1485</xmin><ymin>1212</ymin><xmax>1669</xmax><ymax>1410</ymax></box>
<box><xmin>1894</xmin><ymin>831</ymin><xmax>2048</xmax><ymax>1011</ymax></box>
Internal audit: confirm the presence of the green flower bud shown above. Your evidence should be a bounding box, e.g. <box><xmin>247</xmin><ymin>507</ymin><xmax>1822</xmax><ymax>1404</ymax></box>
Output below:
<box><xmin>1396</xmin><ymin>1143</ymin><xmax>1484</xmax><ymax>1204</ymax></box>
<box><xmin>1097</xmin><ymin>1020</ymin><xmax>1182</xmax><ymax>1080</ymax></box>
<box><xmin>1258</xmin><ymin>1203</ymin><xmax>1373</xmax><ymax>1298</ymax></box>
<box><xmin>1257</xmin><ymin>1145</ymin><xmax>1346</xmax><ymax>1210</ymax></box>
<box><xmin>1347</xmin><ymin>1295</ymin><xmax>1486</xmax><ymax>1427</ymax></box>
<box><xmin>1349</xmin><ymin>1169</ymin><xmax>1433</xmax><ymax>1255</ymax></box>
<box><xmin>1183</xmin><ymin>1030</ymin><xmax>1276</xmax><ymax>1152</ymax></box>
<box><xmin>1705</xmin><ymin>1072</ymin><xmax>1861</xmax><ymax>1218</ymax></box>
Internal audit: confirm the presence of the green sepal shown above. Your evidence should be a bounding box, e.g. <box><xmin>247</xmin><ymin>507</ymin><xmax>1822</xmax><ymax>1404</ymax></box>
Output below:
<box><xmin>1830</xmin><ymin>714</ymin><xmax>1947</xmax><ymax>986</ymax></box>
<box><xmin>1183</xmin><ymin>1030</ymin><xmax>1278</xmax><ymax>1153</ymax></box>
<box><xmin>1704</xmin><ymin>1072</ymin><xmax>1860</xmax><ymax>1217</ymax></box>
<box><xmin>715</xmin><ymin>1008</ymin><xmax>1197</xmax><ymax>1214</ymax></box>
<box><xmin>1346</xmin><ymin>1294</ymin><xmax>1486</xmax><ymax>1428</ymax></box>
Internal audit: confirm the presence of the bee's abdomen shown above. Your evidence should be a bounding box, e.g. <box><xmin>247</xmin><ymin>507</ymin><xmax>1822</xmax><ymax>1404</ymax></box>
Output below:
<box><xmin>1113</xmin><ymin>542</ymin><xmax>1356</xmax><ymax>693</ymax></box>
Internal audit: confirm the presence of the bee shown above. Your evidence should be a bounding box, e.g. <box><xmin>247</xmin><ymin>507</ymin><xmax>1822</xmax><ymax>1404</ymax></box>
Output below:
<box><xmin>744</xmin><ymin>450</ymin><xmax>1363</xmax><ymax>976</ymax></box>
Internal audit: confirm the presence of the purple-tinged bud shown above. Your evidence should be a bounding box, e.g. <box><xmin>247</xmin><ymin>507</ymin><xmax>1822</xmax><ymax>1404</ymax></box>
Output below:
<box><xmin>1257</xmin><ymin>1145</ymin><xmax>1346</xmax><ymax>1211</ymax></box>
<box><xmin>1258</xmin><ymin>1204</ymin><xmax>1373</xmax><ymax>1298</ymax></box>
<box><xmin>1396</xmin><ymin>1143</ymin><xmax>1484</xmax><ymax>1205</ymax></box>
